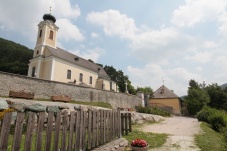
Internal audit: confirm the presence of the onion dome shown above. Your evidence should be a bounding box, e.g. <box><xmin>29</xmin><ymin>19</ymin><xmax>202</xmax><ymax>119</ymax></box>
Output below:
<box><xmin>43</xmin><ymin>14</ymin><xmax>56</xmax><ymax>23</ymax></box>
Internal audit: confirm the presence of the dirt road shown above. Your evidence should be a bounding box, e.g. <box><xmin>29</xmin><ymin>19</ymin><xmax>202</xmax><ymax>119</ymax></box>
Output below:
<box><xmin>140</xmin><ymin>116</ymin><xmax>201</xmax><ymax>151</ymax></box>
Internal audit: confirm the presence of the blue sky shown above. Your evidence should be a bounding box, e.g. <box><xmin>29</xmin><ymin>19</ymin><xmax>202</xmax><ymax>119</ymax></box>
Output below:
<box><xmin>1</xmin><ymin>0</ymin><xmax>227</xmax><ymax>96</ymax></box>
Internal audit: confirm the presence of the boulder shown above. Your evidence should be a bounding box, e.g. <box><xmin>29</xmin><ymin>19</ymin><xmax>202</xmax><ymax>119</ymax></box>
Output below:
<box><xmin>130</xmin><ymin>112</ymin><xmax>164</xmax><ymax>124</ymax></box>
<box><xmin>0</xmin><ymin>98</ymin><xmax>9</xmax><ymax>110</ymax></box>
<box><xmin>11</xmin><ymin>102</ymin><xmax>26</xmax><ymax>112</ymax></box>
<box><xmin>47</xmin><ymin>106</ymin><xmax>60</xmax><ymax>113</ymax></box>
<box><xmin>6</xmin><ymin>100</ymin><xmax>14</xmax><ymax>105</ymax></box>
<box><xmin>58</xmin><ymin>104</ymin><xmax>69</xmax><ymax>110</ymax></box>
<box><xmin>61</xmin><ymin>109</ymin><xmax>70</xmax><ymax>115</ymax></box>
<box><xmin>74</xmin><ymin>105</ymin><xmax>81</xmax><ymax>111</ymax></box>
<box><xmin>25</xmin><ymin>103</ymin><xmax>46</xmax><ymax>112</ymax></box>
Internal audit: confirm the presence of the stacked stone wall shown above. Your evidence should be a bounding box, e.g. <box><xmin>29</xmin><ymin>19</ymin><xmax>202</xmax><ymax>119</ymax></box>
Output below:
<box><xmin>0</xmin><ymin>71</ymin><xmax>141</xmax><ymax>109</ymax></box>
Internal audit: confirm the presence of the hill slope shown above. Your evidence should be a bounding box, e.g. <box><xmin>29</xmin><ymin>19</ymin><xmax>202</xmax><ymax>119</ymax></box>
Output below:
<box><xmin>0</xmin><ymin>37</ymin><xmax>33</xmax><ymax>75</ymax></box>
<box><xmin>221</xmin><ymin>83</ymin><xmax>227</xmax><ymax>89</ymax></box>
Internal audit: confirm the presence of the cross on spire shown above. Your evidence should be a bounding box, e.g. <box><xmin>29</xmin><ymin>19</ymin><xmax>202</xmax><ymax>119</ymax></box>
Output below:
<box><xmin>49</xmin><ymin>7</ymin><xmax>52</xmax><ymax>14</ymax></box>
<box><xmin>162</xmin><ymin>77</ymin><xmax>165</xmax><ymax>85</ymax></box>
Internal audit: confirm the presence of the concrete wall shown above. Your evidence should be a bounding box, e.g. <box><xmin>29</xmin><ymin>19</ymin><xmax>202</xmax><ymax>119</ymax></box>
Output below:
<box><xmin>0</xmin><ymin>71</ymin><xmax>141</xmax><ymax>109</ymax></box>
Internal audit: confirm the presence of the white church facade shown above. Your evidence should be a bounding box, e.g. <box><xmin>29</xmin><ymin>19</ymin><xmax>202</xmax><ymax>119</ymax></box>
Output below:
<box><xmin>27</xmin><ymin>13</ymin><xmax>117</xmax><ymax>91</ymax></box>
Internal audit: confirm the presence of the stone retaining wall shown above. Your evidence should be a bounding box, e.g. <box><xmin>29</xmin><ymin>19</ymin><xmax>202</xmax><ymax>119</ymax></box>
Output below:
<box><xmin>0</xmin><ymin>71</ymin><xmax>141</xmax><ymax>109</ymax></box>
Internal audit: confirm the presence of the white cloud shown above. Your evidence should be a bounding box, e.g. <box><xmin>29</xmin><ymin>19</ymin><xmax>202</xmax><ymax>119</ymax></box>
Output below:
<box><xmin>0</xmin><ymin>0</ymin><xmax>81</xmax><ymax>42</ymax></box>
<box><xmin>203</xmin><ymin>41</ymin><xmax>218</xmax><ymax>49</ymax></box>
<box><xmin>50</xmin><ymin>0</ymin><xmax>80</xmax><ymax>19</ymax></box>
<box><xmin>194</xmin><ymin>66</ymin><xmax>203</xmax><ymax>72</ymax></box>
<box><xmin>69</xmin><ymin>47</ymin><xmax>105</xmax><ymax>63</ymax></box>
<box><xmin>218</xmin><ymin>11</ymin><xmax>227</xmax><ymax>36</ymax></box>
<box><xmin>87</xmin><ymin>10</ymin><xmax>197</xmax><ymax>61</ymax></box>
<box><xmin>185</xmin><ymin>51</ymin><xmax>212</xmax><ymax>63</ymax></box>
<box><xmin>171</xmin><ymin>0</ymin><xmax>227</xmax><ymax>27</ymax></box>
<box><xmin>57</xmin><ymin>19</ymin><xmax>84</xmax><ymax>42</ymax></box>
<box><xmin>87</xmin><ymin>10</ymin><xmax>138</xmax><ymax>39</ymax></box>
<box><xmin>214</xmin><ymin>56</ymin><xmax>227</xmax><ymax>67</ymax></box>
<box><xmin>127</xmin><ymin>64</ymin><xmax>203</xmax><ymax>96</ymax></box>
<box><xmin>91</xmin><ymin>32</ymin><xmax>99</xmax><ymax>39</ymax></box>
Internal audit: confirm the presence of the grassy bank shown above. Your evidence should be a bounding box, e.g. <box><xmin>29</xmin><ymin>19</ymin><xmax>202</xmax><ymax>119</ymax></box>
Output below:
<box><xmin>195</xmin><ymin>122</ymin><xmax>227</xmax><ymax>151</ymax></box>
<box><xmin>35</xmin><ymin>98</ymin><xmax>113</xmax><ymax>109</ymax></box>
<box><xmin>123</xmin><ymin>124</ymin><xmax>168</xmax><ymax>150</ymax></box>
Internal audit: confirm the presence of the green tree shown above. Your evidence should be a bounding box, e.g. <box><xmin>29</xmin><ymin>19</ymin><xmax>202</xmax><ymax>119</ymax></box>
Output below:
<box><xmin>0</xmin><ymin>37</ymin><xmax>33</xmax><ymax>75</ymax></box>
<box><xmin>205</xmin><ymin>84</ymin><xmax>227</xmax><ymax>111</ymax></box>
<box><xmin>104</xmin><ymin>65</ymin><xmax>136</xmax><ymax>94</ymax></box>
<box><xmin>137</xmin><ymin>86</ymin><xmax>153</xmax><ymax>96</ymax></box>
<box><xmin>185</xmin><ymin>80</ymin><xmax>210</xmax><ymax>115</ymax></box>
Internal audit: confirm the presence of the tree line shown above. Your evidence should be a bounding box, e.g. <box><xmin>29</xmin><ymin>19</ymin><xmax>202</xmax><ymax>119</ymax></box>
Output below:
<box><xmin>0</xmin><ymin>37</ymin><xmax>33</xmax><ymax>75</ymax></box>
<box><xmin>185</xmin><ymin>79</ymin><xmax>227</xmax><ymax>115</ymax></box>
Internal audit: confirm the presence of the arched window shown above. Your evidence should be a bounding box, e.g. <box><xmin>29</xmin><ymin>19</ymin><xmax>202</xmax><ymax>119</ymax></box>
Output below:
<box><xmin>67</xmin><ymin>70</ymin><xmax>71</xmax><ymax>79</ymax></box>
<box><xmin>80</xmin><ymin>73</ymin><xmax>83</xmax><ymax>82</ymax></box>
<box><xmin>32</xmin><ymin>67</ymin><xmax>36</xmax><ymax>77</ymax></box>
<box><xmin>36</xmin><ymin>50</ymin><xmax>39</xmax><ymax>55</ymax></box>
<box><xmin>89</xmin><ymin>76</ymin><xmax>92</xmax><ymax>84</ymax></box>
<box><xmin>39</xmin><ymin>29</ymin><xmax>42</xmax><ymax>37</ymax></box>
<box><xmin>49</xmin><ymin>30</ymin><xmax>54</xmax><ymax>40</ymax></box>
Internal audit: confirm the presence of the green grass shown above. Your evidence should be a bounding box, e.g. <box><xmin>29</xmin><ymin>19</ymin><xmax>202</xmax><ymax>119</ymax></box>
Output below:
<box><xmin>123</xmin><ymin>124</ymin><xmax>168</xmax><ymax>150</ymax></box>
<box><xmin>35</xmin><ymin>98</ymin><xmax>113</xmax><ymax>109</ymax></box>
<box><xmin>195</xmin><ymin>122</ymin><xmax>227</xmax><ymax>151</ymax></box>
<box><xmin>69</xmin><ymin>101</ymin><xmax>112</xmax><ymax>109</ymax></box>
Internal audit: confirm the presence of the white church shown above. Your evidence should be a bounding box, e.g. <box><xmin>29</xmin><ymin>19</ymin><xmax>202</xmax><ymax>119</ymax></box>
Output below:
<box><xmin>27</xmin><ymin>13</ymin><xmax>117</xmax><ymax>91</ymax></box>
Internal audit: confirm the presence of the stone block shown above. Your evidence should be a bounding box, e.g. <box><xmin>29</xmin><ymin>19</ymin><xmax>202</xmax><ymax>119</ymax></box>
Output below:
<box><xmin>0</xmin><ymin>98</ymin><xmax>9</xmax><ymax>110</ymax></box>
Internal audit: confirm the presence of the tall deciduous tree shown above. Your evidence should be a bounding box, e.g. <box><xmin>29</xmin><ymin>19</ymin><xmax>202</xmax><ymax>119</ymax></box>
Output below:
<box><xmin>205</xmin><ymin>84</ymin><xmax>227</xmax><ymax>110</ymax></box>
<box><xmin>104</xmin><ymin>65</ymin><xmax>136</xmax><ymax>94</ymax></box>
<box><xmin>185</xmin><ymin>80</ymin><xmax>210</xmax><ymax>115</ymax></box>
<box><xmin>137</xmin><ymin>86</ymin><xmax>153</xmax><ymax>96</ymax></box>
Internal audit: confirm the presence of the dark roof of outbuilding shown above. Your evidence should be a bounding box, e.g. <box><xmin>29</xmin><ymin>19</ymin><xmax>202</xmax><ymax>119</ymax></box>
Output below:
<box><xmin>46</xmin><ymin>46</ymin><xmax>110</xmax><ymax>80</ymax></box>
<box><xmin>153</xmin><ymin>85</ymin><xmax>179</xmax><ymax>98</ymax></box>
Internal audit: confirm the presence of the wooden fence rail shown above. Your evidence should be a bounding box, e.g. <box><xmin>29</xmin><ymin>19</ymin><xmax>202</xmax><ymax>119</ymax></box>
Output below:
<box><xmin>0</xmin><ymin>109</ymin><xmax>131</xmax><ymax>151</ymax></box>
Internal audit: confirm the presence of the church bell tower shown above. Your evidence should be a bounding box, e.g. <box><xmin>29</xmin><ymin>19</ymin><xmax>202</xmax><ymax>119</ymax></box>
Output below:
<box><xmin>28</xmin><ymin>10</ymin><xmax>59</xmax><ymax>78</ymax></box>
<box><xmin>34</xmin><ymin>10</ymin><xmax>59</xmax><ymax>57</ymax></box>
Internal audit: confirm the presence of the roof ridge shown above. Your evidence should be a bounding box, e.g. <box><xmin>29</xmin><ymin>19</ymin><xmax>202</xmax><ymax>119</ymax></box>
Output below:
<box><xmin>153</xmin><ymin>85</ymin><xmax>179</xmax><ymax>98</ymax></box>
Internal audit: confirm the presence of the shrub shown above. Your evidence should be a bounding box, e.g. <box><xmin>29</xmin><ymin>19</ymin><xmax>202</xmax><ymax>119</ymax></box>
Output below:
<box><xmin>196</xmin><ymin>106</ymin><xmax>215</xmax><ymax>122</ymax></box>
<box><xmin>208</xmin><ymin>110</ymin><xmax>227</xmax><ymax>132</ymax></box>
<box><xmin>135</xmin><ymin>106</ymin><xmax>171</xmax><ymax>117</ymax></box>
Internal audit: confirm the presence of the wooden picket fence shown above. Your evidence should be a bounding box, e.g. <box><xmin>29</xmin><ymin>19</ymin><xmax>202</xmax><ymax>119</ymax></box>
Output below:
<box><xmin>121</xmin><ymin>112</ymin><xmax>132</xmax><ymax>135</ymax></box>
<box><xmin>0</xmin><ymin>109</ymin><xmax>131</xmax><ymax>151</ymax></box>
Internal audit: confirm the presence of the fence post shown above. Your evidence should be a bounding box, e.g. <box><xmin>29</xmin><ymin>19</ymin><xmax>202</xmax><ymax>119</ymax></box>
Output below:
<box><xmin>12</xmin><ymin>112</ymin><xmax>25</xmax><ymax>151</ymax></box>
<box><xmin>91</xmin><ymin>110</ymin><xmax>96</xmax><ymax>148</ymax></box>
<box><xmin>118</xmin><ymin>109</ymin><xmax>121</xmax><ymax>138</ymax></box>
<box><xmin>68</xmin><ymin>111</ymin><xmax>76</xmax><ymax>151</ymax></box>
<box><xmin>75</xmin><ymin>110</ymin><xmax>81</xmax><ymax>151</ymax></box>
<box><xmin>24</xmin><ymin>112</ymin><xmax>35</xmax><ymax>151</ymax></box>
<box><xmin>35</xmin><ymin>112</ymin><xmax>45</xmax><ymax>151</ymax></box>
<box><xmin>121</xmin><ymin>113</ymin><xmax>124</xmax><ymax>136</ymax></box>
<box><xmin>45</xmin><ymin>112</ymin><xmax>54</xmax><ymax>151</ymax></box>
<box><xmin>0</xmin><ymin>112</ymin><xmax>12</xmax><ymax>151</ymax></box>
<box><xmin>125</xmin><ymin>113</ymin><xmax>128</xmax><ymax>135</ymax></box>
<box><xmin>53</xmin><ymin>112</ymin><xmax>61</xmax><ymax>151</ymax></box>
<box><xmin>128</xmin><ymin>113</ymin><xmax>132</xmax><ymax>132</ymax></box>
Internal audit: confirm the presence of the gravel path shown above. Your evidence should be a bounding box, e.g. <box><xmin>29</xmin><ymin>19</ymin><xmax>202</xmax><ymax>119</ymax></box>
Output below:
<box><xmin>140</xmin><ymin>116</ymin><xmax>201</xmax><ymax>151</ymax></box>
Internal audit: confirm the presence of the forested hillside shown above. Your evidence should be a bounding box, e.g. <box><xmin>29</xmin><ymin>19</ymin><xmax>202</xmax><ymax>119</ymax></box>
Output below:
<box><xmin>221</xmin><ymin>83</ymin><xmax>227</xmax><ymax>89</ymax></box>
<box><xmin>0</xmin><ymin>37</ymin><xmax>33</xmax><ymax>75</ymax></box>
